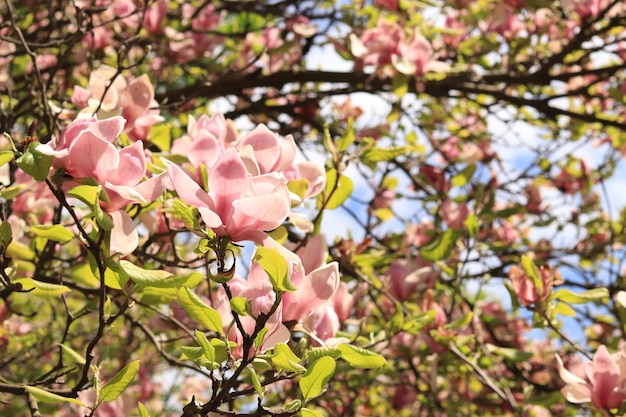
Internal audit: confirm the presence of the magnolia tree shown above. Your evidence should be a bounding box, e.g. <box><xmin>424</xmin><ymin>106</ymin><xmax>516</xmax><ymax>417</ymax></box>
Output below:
<box><xmin>1</xmin><ymin>0</ymin><xmax>626</xmax><ymax>416</ymax></box>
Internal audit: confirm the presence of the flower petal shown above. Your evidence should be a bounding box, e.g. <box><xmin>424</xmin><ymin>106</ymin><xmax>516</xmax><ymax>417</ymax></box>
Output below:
<box><xmin>109</xmin><ymin>210</ymin><xmax>138</xmax><ymax>255</ymax></box>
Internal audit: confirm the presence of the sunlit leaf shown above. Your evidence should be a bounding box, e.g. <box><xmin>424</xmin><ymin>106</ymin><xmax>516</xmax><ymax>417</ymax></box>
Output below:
<box><xmin>554</xmin><ymin>288</ymin><xmax>609</xmax><ymax>304</ymax></box>
<box><xmin>25</xmin><ymin>386</ymin><xmax>86</xmax><ymax>407</ymax></box>
<box><xmin>100</xmin><ymin>360</ymin><xmax>140</xmax><ymax>402</ymax></box>
<box><xmin>29</xmin><ymin>224</ymin><xmax>74</xmax><ymax>243</ymax></box>
<box><xmin>255</xmin><ymin>246</ymin><xmax>295</xmax><ymax>292</ymax></box>
<box><xmin>177</xmin><ymin>287</ymin><xmax>223</xmax><ymax>333</ymax></box>
<box><xmin>13</xmin><ymin>278</ymin><xmax>71</xmax><ymax>298</ymax></box>
<box><xmin>299</xmin><ymin>356</ymin><xmax>336</xmax><ymax>401</ymax></box>
<box><xmin>338</xmin><ymin>344</ymin><xmax>386</xmax><ymax>369</ymax></box>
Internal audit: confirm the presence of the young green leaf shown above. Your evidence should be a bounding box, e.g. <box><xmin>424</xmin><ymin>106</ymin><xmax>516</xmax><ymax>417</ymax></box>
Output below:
<box><xmin>177</xmin><ymin>287</ymin><xmax>223</xmax><ymax>333</ymax></box>
<box><xmin>299</xmin><ymin>407</ymin><xmax>325</xmax><ymax>417</ymax></box>
<box><xmin>299</xmin><ymin>356</ymin><xmax>336</xmax><ymax>401</ymax></box>
<box><xmin>271</xmin><ymin>343</ymin><xmax>306</xmax><ymax>373</ymax></box>
<box><xmin>25</xmin><ymin>386</ymin><xmax>86</xmax><ymax>407</ymax></box>
<box><xmin>248</xmin><ymin>366</ymin><xmax>264</xmax><ymax>398</ymax></box>
<box><xmin>120</xmin><ymin>260</ymin><xmax>174</xmax><ymax>286</ymax></box>
<box><xmin>0</xmin><ymin>221</ymin><xmax>12</xmax><ymax>248</ymax></box>
<box><xmin>16</xmin><ymin>143</ymin><xmax>53</xmax><ymax>181</ymax></box>
<box><xmin>338</xmin><ymin>344</ymin><xmax>387</xmax><ymax>369</ymax></box>
<box><xmin>420</xmin><ymin>229</ymin><xmax>457</xmax><ymax>262</ymax></box>
<box><xmin>0</xmin><ymin>150</ymin><xmax>14</xmax><ymax>168</ymax></box>
<box><xmin>317</xmin><ymin>169</ymin><xmax>354</xmax><ymax>210</ymax></box>
<box><xmin>195</xmin><ymin>330</ymin><xmax>216</xmax><ymax>364</ymax></box>
<box><xmin>137</xmin><ymin>402</ymin><xmax>151</xmax><ymax>417</ymax></box>
<box><xmin>59</xmin><ymin>343</ymin><xmax>86</xmax><ymax>366</ymax></box>
<box><xmin>254</xmin><ymin>246</ymin><xmax>296</xmax><ymax>292</ymax></box>
<box><xmin>99</xmin><ymin>360</ymin><xmax>140</xmax><ymax>402</ymax></box>
<box><xmin>13</xmin><ymin>278</ymin><xmax>71</xmax><ymax>298</ymax></box>
<box><xmin>554</xmin><ymin>287</ymin><xmax>609</xmax><ymax>304</ymax></box>
<box><xmin>29</xmin><ymin>225</ymin><xmax>74</xmax><ymax>243</ymax></box>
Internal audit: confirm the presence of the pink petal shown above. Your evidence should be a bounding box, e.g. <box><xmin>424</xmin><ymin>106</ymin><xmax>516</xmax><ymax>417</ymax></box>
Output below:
<box><xmin>71</xmin><ymin>86</ymin><xmax>92</xmax><ymax>107</ymax></box>
<box><xmin>282</xmin><ymin>262</ymin><xmax>340</xmax><ymax>322</ymax></box>
<box><xmin>295</xmin><ymin>161</ymin><xmax>326</xmax><ymax>198</ymax></box>
<box><xmin>109</xmin><ymin>210</ymin><xmax>138</xmax><ymax>255</ymax></box>
<box><xmin>120</xmin><ymin>75</ymin><xmax>154</xmax><ymax>129</ymax></box>
<box><xmin>232</xmin><ymin>193</ymin><xmax>291</xmax><ymax>232</ymax></box>
<box><xmin>106</xmin><ymin>141</ymin><xmax>146</xmax><ymax>186</ymax></box>
<box><xmin>134</xmin><ymin>172</ymin><xmax>170</xmax><ymax>203</ymax></box>
<box><xmin>68</xmin><ymin>133</ymin><xmax>119</xmax><ymax>182</ymax></box>
<box><xmin>188</xmin><ymin>131</ymin><xmax>221</xmax><ymax>169</ymax></box>
<box><xmin>208</xmin><ymin>149</ymin><xmax>248</xmax><ymax>221</ymax></box>
<box><xmin>295</xmin><ymin>234</ymin><xmax>328</xmax><ymax>274</ymax></box>
<box><xmin>239</xmin><ymin>124</ymin><xmax>280</xmax><ymax>173</ymax></box>
<box><xmin>166</xmin><ymin>162</ymin><xmax>214</xmax><ymax>210</ymax></box>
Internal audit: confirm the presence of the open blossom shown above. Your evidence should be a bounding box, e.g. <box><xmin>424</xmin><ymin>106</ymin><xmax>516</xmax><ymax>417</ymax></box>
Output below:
<box><xmin>172</xmin><ymin>115</ymin><xmax>326</xmax><ymax>201</ymax></box>
<box><xmin>215</xmin><ymin>260</ymin><xmax>290</xmax><ymax>358</ymax></box>
<box><xmin>281</xmin><ymin>236</ymin><xmax>341</xmax><ymax>323</ymax></box>
<box><xmin>71</xmin><ymin>65</ymin><xmax>163</xmax><ymax>140</ymax></box>
<box><xmin>40</xmin><ymin>116</ymin><xmax>166</xmax><ymax>254</ymax></box>
<box><xmin>556</xmin><ymin>345</ymin><xmax>626</xmax><ymax>409</ymax></box>
<box><xmin>167</xmin><ymin>148</ymin><xmax>291</xmax><ymax>243</ymax></box>
<box><xmin>508</xmin><ymin>264</ymin><xmax>562</xmax><ymax>307</ymax></box>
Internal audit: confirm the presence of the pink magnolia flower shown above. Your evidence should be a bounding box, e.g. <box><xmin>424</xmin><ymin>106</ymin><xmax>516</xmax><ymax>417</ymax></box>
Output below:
<box><xmin>439</xmin><ymin>200</ymin><xmax>469</xmax><ymax>229</ymax></box>
<box><xmin>508</xmin><ymin>264</ymin><xmax>562</xmax><ymax>307</ymax></box>
<box><xmin>41</xmin><ymin>116</ymin><xmax>167</xmax><ymax>254</ymax></box>
<box><xmin>166</xmin><ymin>148</ymin><xmax>291</xmax><ymax>243</ymax></box>
<box><xmin>385</xmin><ymin>258</ymin><xmax>438</xmax><ymax>301</ymax></box>
<box><xmin>71</xmin><ymin>66</ymin><xmax>163</xmax><ymax>140</ymax></box>
<box><xmin>215</xmin><ymin>261</ymin><xmax>290</xmax><ymax>358</ymax></box>
<box><xmin>280</xmin><ymin>235</ymin><xmax>341</xmax><ymax>323</ymax></box>
<box><xmin>556</xmin><ymin>345</ymin><xmax>626</xmax><ymax>409</ymax></box>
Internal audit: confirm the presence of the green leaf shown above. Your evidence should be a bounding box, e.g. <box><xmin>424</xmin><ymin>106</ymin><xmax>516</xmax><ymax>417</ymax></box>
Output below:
<box><xmin>0</xmin><ymin>150</ymin><xmax>14</xmax><ymax>167</ymax></box>
<box><xmin>180</xmin><ymin>346</ymin><xmax>204</xmax><ymax>361</ymax></box>
<box><xmin>360</xmin><ymin>145</ymin><xmax>423</xmax><ymax>169</ymax></box>
<box><xmin>171</xmin><ymin>199</ymin><xmax>200</xmax><ymax>230</ymax></box>
<box><xmin>271</xmin><ymin>343</ymin><xmax>306</xmax><ymax>373</ymax></box>
<box><xmin>100</xmin><ymin>360</ymin><xmax>140</xmax><ymax>402</ymax></box>
<box><xmin>254</xmin><ymin>246</ymin><xmax>295</xmax><ymax>292</ymax></box>
<box><xmin>0</xmin><ymin>221</ymin><xmax>12</xmax><ymax>248</ymax></box>
<box><xmin>119</xmin><ymin>260</ymin><xmax>174</xmax><ymax>287</ymax></box>
<box><xmin>338</xmin><ymin>344</ymin><xmax>386</xmax><ymax>369</ymax></box>
<box><xmin>25</xmin><ymin>386</ymin><xmax>86</xmax><ymax>407</ymax></box>
<box><xmin>13</xmin><ymin>278</ymin><xmax>71</xmax><ymax>298</ymax></box>
<box><xmin>336</xmin><ymin>118</ymin><xmax>356</xmax><ymax>152</ymax></box>
<box><xmin>318</xmin><ymin>169</ymin><xmax>354</xmax><ymax>210</ymax></box>
<box><xmin>29</xmin><ymin>224</ymin><xmax>74</xmax><ymax>243</ymax></box>
<box><xmin>304</xmin><ymin>347</ymin><xmax>342</xmax><ymax>364</ymax></box>
<box><xmin>248</xmin><ymin>366</ymin><xmax>264</xmax><ymax>398</ymax></box>
<box><xmin>299</xmin><ymin>356</ymin><xmax>336</xmax><ymax>401</ymax></box>
<box><xmin>553</xmin><ymin>302</ymin><xmax>576</xmax><ymax>317</ymax></box>
<box><xmin>485</xmin><ymin>344</ymin><xmax>533</xmax><ymax>362</ymax></box>
<box><xmin>554</xmin><ymin>288</ymin><xmax>609</xmax><ymax>304</ymax></box>
<box><xmin>451</xmin><ymin>164</ymin><xmax>477</xmax><ymax>187</ymax></box>
<box><xmin>195</xmin><ymin>330</ymin><xmax>216</xmax><ymax>364</ymax></box>
<box><xmin>17</xmin><ymin>143</ymin><xmax>53</xmax><ymax>181</ymax></box>
<box><xmin>59</xmin><ymin>343</ymin><xmax>86</xmax><ymax>366</ymax></box>
<box><xmin>420</xmin><ymin>229</ymin><xmax>457</xmax><ymax>262</ymax></box>
<box><xmin>299</xmin><ymin>407</ymin><xmax>325</xmax><ymax>417</ymax></box>
<box><xmin>68</xmin><ymin>184</ymin><xmax>101</xmax><ymax>207</ymax></box>
<box><xmin>177</xmin><ymin>287</ymin><xmax>223</xmax><ymax>333</ymax></box>
<box><xmin>137</xmin><ymin>402</ymin><xmax>151</xmax><ymax>417</ymax></box>
<box><xmin>0</xmin><ymin>184</ymin><xmax>26</xmax><ymax>201</ymax></box>
<box><xmin>392</xmin><ymin>73</ymin><xmax>409</xmax><ymax>98</ymax></box>
<box><xmin>288</xmin><ymin>178</ymin><xmax>310</xmax><ymax>201</ymax></box>
<box><xmin>230</xmin><ymin>296</ymin><xmax>249</xmax><ymax>316</ymax></box>
<box><xmin>149</xmin><ymin>123</ymin><xmax>171</xmax><ymax>152</ymax></box>
<box><xmin>464</xmin><ymin>213</ymin><xmax>479</xmax><ymax>237</ymax></box>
